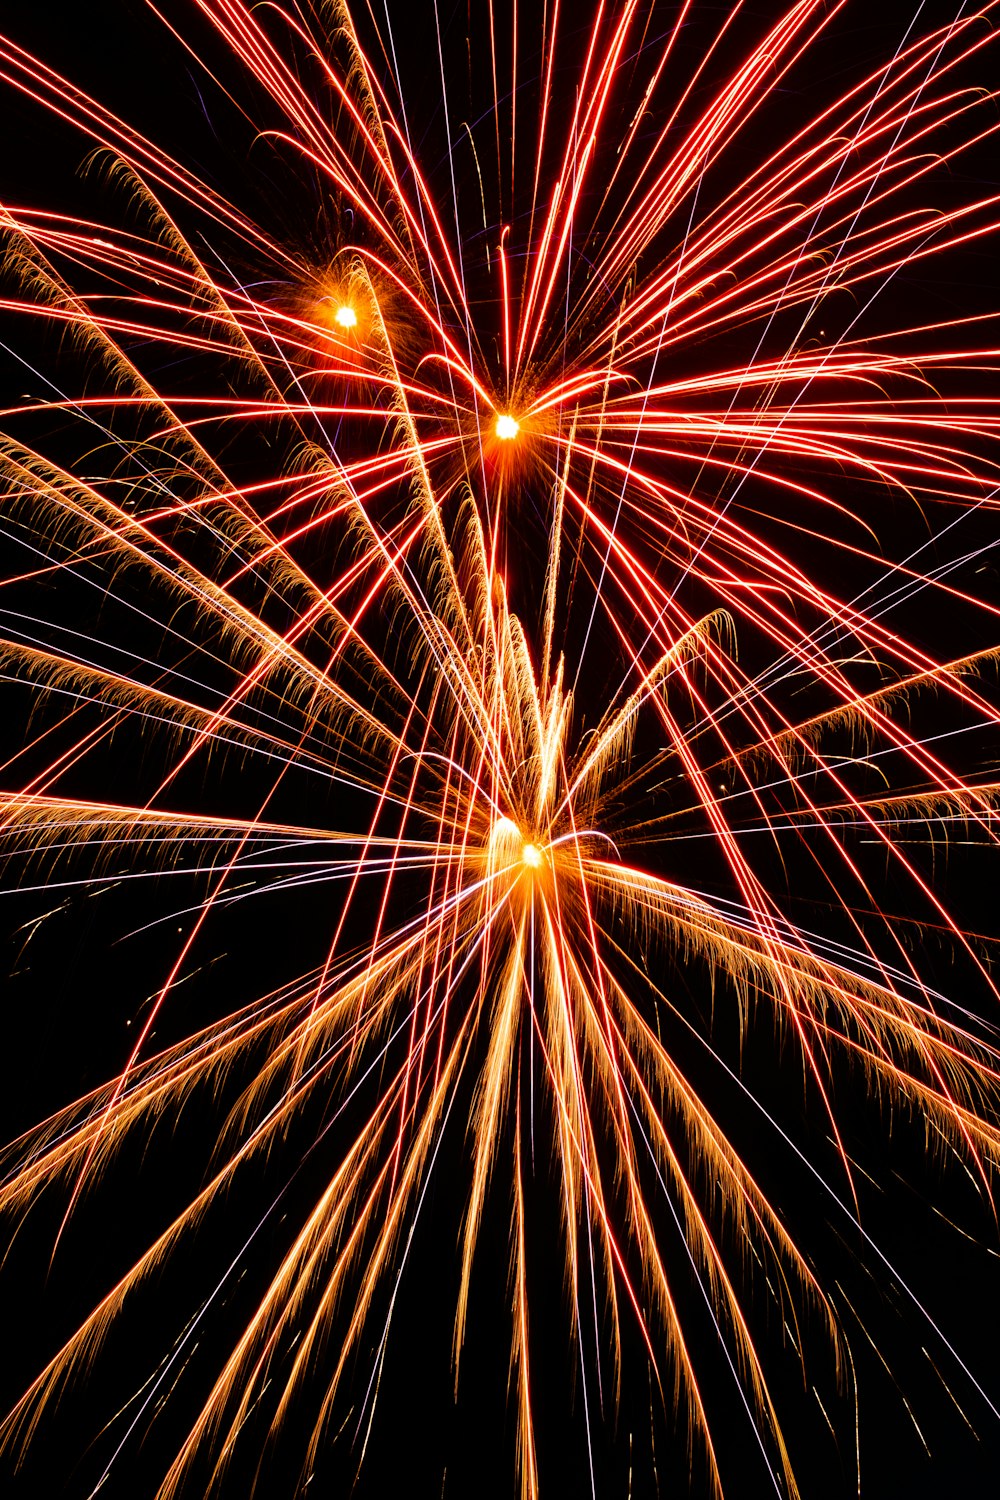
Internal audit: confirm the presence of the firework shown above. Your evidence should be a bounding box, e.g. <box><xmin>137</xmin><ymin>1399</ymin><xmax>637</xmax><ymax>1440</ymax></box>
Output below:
<box><xmin>2</xmin><ymin>1</ymin><xmax>1000</xmax><ymax>1494</ymax></box>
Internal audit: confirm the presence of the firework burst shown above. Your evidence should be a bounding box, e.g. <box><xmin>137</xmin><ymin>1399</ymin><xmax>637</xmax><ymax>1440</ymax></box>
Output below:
<box><xmin>2</xmin><ymin>1</ymin><xmax>1000</xmax><ymax>1494</ymax></box>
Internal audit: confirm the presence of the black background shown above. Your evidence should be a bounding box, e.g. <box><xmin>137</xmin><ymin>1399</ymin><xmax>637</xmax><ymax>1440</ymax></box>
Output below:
<box><xmin>2</xmin><ymin>2</ymin><xmax>1000</xmax><ymax>1497</ymax></box>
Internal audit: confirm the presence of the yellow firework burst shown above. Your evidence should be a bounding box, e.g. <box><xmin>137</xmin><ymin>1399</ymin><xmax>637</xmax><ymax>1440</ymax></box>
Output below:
<box><xmin>2</xmin><ymin>1</ymin><xmax>1000</xmax><ymax>1496</ymax></box>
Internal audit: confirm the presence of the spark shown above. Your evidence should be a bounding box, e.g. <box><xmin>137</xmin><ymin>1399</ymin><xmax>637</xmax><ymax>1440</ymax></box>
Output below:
<box><xmin>0</xmin><ymin>1</ymin><xmax>999</xmax><ymax>1496</ymax></box>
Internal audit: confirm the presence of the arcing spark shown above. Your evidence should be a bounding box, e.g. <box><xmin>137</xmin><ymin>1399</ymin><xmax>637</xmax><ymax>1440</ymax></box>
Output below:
<box><xmin>2</xmin><ymin>1</ymin><xmax>1000</xmax><ymax>1495</ymax></box>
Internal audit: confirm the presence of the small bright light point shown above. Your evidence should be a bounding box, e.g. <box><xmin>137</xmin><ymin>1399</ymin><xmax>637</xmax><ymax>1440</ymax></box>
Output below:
<box><xmin>495</xmin><ymin>413</ymin><xmax>519</xmax><ymax>441</ymax></box>
<box><xmin>522</xmin><ymin>842</ymin><xmax>542</xmax><ymax>869</ymax></box>
<box><xmin>334</xmin><ymin>304</ymin><xmax>358</xmax><ymax>329</ymax></box>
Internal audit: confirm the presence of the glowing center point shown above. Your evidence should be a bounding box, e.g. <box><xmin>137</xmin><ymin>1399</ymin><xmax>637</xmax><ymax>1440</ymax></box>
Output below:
<box><xmin>334</xmin><ymin>304</ymin><xmax>358</xmax><ymax>329</ymax></box>
<box><xmin>522</xmin><ymin>842</ymin><xmax>542</xmax><ymax>869</ymax></box>
<box><xmin>495</xmin><ymin>413</ymin><xmax>520</xmax><ymax>441</ymax></box>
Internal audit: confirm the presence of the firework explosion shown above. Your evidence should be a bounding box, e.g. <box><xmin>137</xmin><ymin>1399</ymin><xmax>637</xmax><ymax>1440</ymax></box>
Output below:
<box><xmin>2</xmin><ymin>0</ymin><xmax>1000</xmax><ymax>1494</ymax></box>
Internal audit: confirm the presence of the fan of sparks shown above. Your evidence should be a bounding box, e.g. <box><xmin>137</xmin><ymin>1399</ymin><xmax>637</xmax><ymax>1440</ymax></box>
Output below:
<box><xmin>3</xmin><ymin>0</ymin><xmax>1000</xmax><ymax>1494</ymax></box>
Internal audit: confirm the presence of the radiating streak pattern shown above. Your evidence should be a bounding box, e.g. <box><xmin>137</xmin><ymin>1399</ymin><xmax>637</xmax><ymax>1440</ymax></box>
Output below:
<box><xmin>1</xmin><ymin>1</ymin><xmax>1000</xmax><ymax>1495</ymax></box>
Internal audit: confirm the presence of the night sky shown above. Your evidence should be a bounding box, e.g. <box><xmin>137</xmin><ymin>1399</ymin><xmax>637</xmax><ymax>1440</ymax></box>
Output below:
<box><xmin>2</xmin><ymin>2</ymin><xmax>1000</xmax><ymax>1497</ymax></box>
